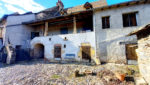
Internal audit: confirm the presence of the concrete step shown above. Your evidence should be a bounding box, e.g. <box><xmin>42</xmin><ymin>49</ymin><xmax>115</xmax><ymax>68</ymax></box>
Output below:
<box><xmin>128</xmin><ymin>60</ymin><xmax>138</xmax><ymax>65</ymax></box>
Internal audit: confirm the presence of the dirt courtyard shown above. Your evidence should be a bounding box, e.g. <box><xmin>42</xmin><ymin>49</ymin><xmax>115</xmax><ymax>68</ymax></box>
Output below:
<box><xmin>0</xmin><ymin>60</ymin><xmax>139</xmax><ymax>85</ymax></box>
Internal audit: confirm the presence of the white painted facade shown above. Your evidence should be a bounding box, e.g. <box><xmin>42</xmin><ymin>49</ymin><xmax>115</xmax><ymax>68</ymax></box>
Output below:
<box><xmin>93</xmin><ymin>4</ymin><xmax>150</xmax><ymax>63</ymax></box>
<box><xmin>31</xmin><ymin>32</ymin><xmax>96</xmax><ymax>61</ymax></box>
<box><xmin>5</xmin><ymin>14</ymin><xmax>36</xmax><ymax>48</ymax></box>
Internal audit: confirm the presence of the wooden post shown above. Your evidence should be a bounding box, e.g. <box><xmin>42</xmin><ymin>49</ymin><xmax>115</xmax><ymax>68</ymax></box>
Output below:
<box><xmin>44</xmin><ymin>22</ymin><xmax>48</xmax><ymax>36</ymax></box>
<box><xmin>73</xmin><ymin>16</ymin><xmax>77</xmax><ymax>34</ymax></box>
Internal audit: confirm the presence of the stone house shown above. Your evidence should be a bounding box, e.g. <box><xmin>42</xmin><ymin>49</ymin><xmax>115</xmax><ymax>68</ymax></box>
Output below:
<box><xmin>0</xmin><ymin>0</ymin><xmax>150</xmax><ymax>64</ymax></box>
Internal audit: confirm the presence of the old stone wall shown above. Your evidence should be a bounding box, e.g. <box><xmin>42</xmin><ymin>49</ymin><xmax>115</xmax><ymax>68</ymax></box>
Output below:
<box><xmin>136</xmin><ymin>36</ymin><xmax>150</xmax><ymax>84</ymax></box>
<box><xmin>93</xmin><ymin>4</ymin><xmax>150</xmax><ymax>63</ymax></box>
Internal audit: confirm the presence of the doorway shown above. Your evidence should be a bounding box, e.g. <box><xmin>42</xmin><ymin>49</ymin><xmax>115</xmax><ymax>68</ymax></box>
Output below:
<box><xmin>126</xmin><ymin>44</ymin><xmax>138</xmax><ymax>60</ymax></box>
<box><xmin>54</xmin><ymin>44</ymin><xmax>61</xmax><ymax>58</ymax></box>
<box><xmin>33</xmin><ymin>44</ymin><xmax>44</xmax><ymax>58</ymax></box>
<box><xmin>81</xmin><ymin>45</ymin><xmax>91</xmax><ymax>60</ymax></box>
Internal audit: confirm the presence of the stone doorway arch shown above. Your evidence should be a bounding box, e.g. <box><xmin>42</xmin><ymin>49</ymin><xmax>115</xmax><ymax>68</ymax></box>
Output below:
<box><xmin>33</xmin><ymin>43</ymin><xmax>44</xmax><ymax>59</ymax></box>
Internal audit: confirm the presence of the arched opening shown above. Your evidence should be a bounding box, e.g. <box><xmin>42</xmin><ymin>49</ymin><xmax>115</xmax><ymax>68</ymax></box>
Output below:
<box><xmin>33</xmin><ymin>44</ymin><xmax>44</xmax><ymax>59</ymax></box>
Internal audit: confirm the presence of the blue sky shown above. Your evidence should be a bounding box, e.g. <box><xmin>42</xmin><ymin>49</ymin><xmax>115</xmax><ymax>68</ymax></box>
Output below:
<box><xmin>0</xmin><ymin>0</ymin><xmax>131</xmax><ymax>18</ymax></box>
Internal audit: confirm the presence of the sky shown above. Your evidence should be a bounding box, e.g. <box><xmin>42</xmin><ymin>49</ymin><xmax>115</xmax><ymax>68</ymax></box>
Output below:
<box><xmin>0</xmin><ymin>0</ymin><xmax>132</xmax><ymax>18</ymax></box>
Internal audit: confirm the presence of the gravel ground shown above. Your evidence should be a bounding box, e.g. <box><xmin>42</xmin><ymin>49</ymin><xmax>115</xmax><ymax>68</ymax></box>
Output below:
<box><xmin>0</xmin><ymin>60</ymin><xmax>137</xmax><ymax>85</ymax></box>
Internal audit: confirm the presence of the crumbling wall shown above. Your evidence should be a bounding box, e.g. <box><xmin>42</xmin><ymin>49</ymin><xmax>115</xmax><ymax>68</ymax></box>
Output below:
<box><xmin>93</xmin><ymin>4</ymin><xmax>150</xmax><ymax>63</ymax></box>
<box><xmin>136</xmin><ymin>36</ymin><xmax>150</xmax><ymax>84</ymax></box>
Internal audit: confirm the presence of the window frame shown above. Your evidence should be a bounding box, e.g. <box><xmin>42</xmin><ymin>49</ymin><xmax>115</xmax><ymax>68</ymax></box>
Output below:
<box><xmin>122</xmin><ymin>12</ymin><xmax>138</xmax><ymax>27</ymax></box>
<box><xmin>102</xmin><ymin>16</ymin><xmax>110</xmax><ymax>29</ymax></box>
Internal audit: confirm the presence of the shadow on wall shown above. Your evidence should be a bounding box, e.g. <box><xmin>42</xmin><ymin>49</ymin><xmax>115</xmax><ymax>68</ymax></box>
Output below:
<box><xmin>15</xmin><ymin>47</ymin><xmax>31</xmax><ymax>61</ymax></box>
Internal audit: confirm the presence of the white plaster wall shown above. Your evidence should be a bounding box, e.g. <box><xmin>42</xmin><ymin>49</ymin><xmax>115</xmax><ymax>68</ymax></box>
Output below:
<box><xmin>5</xmin><ymin>14</ymin><xmax>36</xmax><ymax>48</ymax></box>
<box><xmin>7</xmin><ymin>14</ymin><xmax>35</xmax><ymax>26</ymax></box>
<box><xmin>31</xmin><ymin>32</ymin><xmax>96</xmax><ymax>61</ymax></box>
<box><xmin>93</xmin><ymin>4</ymin><xmax>150</xmax><ymax>63</ymax></box>
<box><xmin>5</xmin><ymin>25</ymin><xmax>34</xmax><ymax>48</ymax></box>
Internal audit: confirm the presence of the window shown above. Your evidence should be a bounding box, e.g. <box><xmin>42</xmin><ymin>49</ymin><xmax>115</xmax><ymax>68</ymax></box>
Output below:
<box><xmin>31</xmin><ymin>32</ymin><xmax>39</xmax><ymax>39</ymax></box>
<box><xmin>102</xmin><ymin>16</ymin><xmax>110</xmax><ymax>29</ymax></box>
<box><xmin>15</xmin><ymin>45</ymin><xmax>22</xmax><ymax>49</ymax></box>
<box><xmin>60</xmin><ymin>28</ymin><xmax>68</xmax><ymax>34</ymax></box>
<box><xmin>123</xmin><ymin>12</ymin><xmax>138</xmax><ymax>27</ymax></box>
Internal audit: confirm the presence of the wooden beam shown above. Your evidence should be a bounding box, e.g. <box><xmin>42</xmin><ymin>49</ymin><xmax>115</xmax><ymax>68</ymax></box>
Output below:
<box><xmin>44</xmin><ymin>22</ymin><xmax>48</xmax><ymax>36</ymax></box>
<box><xmin>73</xmin><ymin>16</ymin><xmax>77</xmax><ymax>34</ymax></box>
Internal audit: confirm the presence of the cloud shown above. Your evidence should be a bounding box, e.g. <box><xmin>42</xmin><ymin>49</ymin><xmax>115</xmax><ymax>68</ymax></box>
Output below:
<box><xmin>1</xmin><ymin>0</ymin><xmax>45</xmax><ymax>13</ymax></box>
<box><xmin>4</xmin><ymin>4</ymin><xmax>26</xmax><ymax>14</ymax></box>
<box><xmin>0</xmin><ymin>3</ymin><xmax>5</xmax><ymax>15</ymax></box>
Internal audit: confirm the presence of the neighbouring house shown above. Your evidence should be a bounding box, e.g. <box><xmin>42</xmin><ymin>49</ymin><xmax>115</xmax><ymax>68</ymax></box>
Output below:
<box><xmin>128</xmin><ymin>24</ymin><xmax>150</xmax><ymax>84</ymax></box>
<box><xmin>94</xmin><ymin>0</ymin><xmax>150</xmax><ymax>64</ymax></box>
<box><xmin>0</xmin><ymin>0</ymin><xmax>150</xmax><ymax>64</ymax></box>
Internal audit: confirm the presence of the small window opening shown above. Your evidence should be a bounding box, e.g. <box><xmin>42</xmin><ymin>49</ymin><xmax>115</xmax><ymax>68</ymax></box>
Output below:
<box><xmin>64</xmin><ymin>44</ymin><xmax>66</xmax><ymax>48</ymax></box>
<box><xmin>64</xmin><ymin>37</ymin><xmax>68</xmax><ymax>41</ymax></box>
<box><xmin>60</xmin><ymin>27</ymin><xmax>68</xmax><ymax>34</ymax></box>
<box><xmin>123</xmin><ymin>12</ymin><xmax>138</xmax><ymax>27</ymax></box>
<box><xmin>49</xmin><ymin>38</ymin><xmax>51</xmax><ymax>41</ymax></box>
<box><xmin>102</xmin><ymin>16</ymin><xmax>110</xmax><ymax>29</ymax></box>
<box><xmin>31</xmin><ymin>32</ymin><xmax>39</xmax><ymax>39</ymax></box>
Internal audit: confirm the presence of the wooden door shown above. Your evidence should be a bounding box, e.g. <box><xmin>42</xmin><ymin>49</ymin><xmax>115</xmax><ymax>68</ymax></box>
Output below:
<box><xmin>126</xmin><ymin>44</ymin><xmax>138</xmax><ymax>60</ymax></box>
<box><xmin>54</xmin><ymin>45</ymin><xmax>61</xmax><ymax>58</ymax></box>
<box><xmin>82</xmin><ymin>46</ymin><xmax>91</xmax><ymax>60</ymax></box>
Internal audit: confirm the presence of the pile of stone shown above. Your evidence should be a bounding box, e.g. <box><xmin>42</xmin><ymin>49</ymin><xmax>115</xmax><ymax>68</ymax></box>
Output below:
<box><xmin>74</xmin><ymin>69</ymin><xmax>134</xmax><ymax>85</ymax></box>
